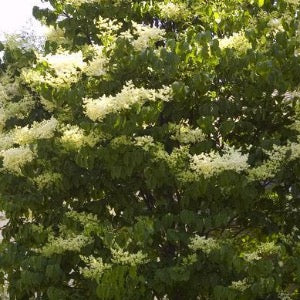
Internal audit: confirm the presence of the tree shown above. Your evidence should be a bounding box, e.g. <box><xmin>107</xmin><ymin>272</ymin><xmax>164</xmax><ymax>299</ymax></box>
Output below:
<box><xmin>0</xmin><ymin>0</ymin><xmax>300</xmax><ymax>299</ymax></box>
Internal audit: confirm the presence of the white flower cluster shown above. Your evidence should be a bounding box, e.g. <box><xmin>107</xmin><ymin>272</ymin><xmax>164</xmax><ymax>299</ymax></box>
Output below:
<box><xmin>84</xmin><ymin>46</ymin><xmax>109</xmax><ymax>77</ymax></box>
<box><xmin>43</xmin><ymin>50</ymin><xmax>86</xmax><ymax>77</ymax></box>
<box><xmin>0</xmin><ymin>133</ymin><xmax>14</xmax><ymax>152</ymax></box>
<box><xmin>14</xmin><ymin>117</ymin><xmax>58</xmax><ymax>145</ymax></box>
<box><xmin>111</xmin><ymin>247</ymin><xmax>149</xmax><ymax>266</ymax></box>
<box><xmin>189</xmin><ymin>235</ymin><xmax>220</xmax><ymax>254</ymax></box>
<box><xmin>278</xmin><ymin>292</ymin><xmax>293</xmax><ymax>300</ymax></box>
<box><xmin>134</xmin><ymin>135</ymin><xmax>155</xmax><ymax>148</ymax></box>
<box><xmin>0</xmin><ymin>95</ymin><xmax>35</xmax><ymax>131</ymax></box>
<box><xmin>282</xmin><ymin>90</ymin><xmax>300</xmax><ymax>101</ymax></box>
<box><xmin>40</xmin><ymin>234</ymin><xmax>92</xmax><ymax>256</ymax></box>
<box><xmin>158</xmin><ymin>2</ymin><xmax>189</xmax><ymax>21</ymax></box>
<box><xmin>0</xmin><ymin>75</ymin><xmax>35</xmax><ymax>131</ymax></box>
<box><xmin>80</xmin><ymin>255</ymin><xmax>111</xmax><ymax>281</ymax></box>
<box><xmin>46</xmin><ymin>26</ymin><xmax>71</xmax><ymax>45</ymax></box>
<box><xmin>172</xmin><ymin>124</ymin><xmax>206</xmax><ymax>144</ymax></box>
<box><xmin>64</xmin><ymin>0</ymin><xmax>106</xmax><ymax>7</ymax></box>
<box><xmin>96</xmin><ymin>17</ymin><xmax>122</xmax><ymax>47</ymax></box>
<box><xmin>0</xmin><ymin>74</ymin><xmax>20</xmax><ymax>100</ymax></box>
<box><xmin>190</xmin><ymin>146</ymin><xmax>249</xmax><ymax>178</ymax></box>
<box><xmin>268</xmin><ymin>18</ymin><xmax>284</xmax><ymax>34</ymax></box>
<box><xmin>229</xmin><ymin>278</ymin><xmax>250</xmax><ymax>292</ymax></box>
<box><xmin>61</xmin><ymin>125</ymin><xmax>86</xmax><ymax>149</ymax></box>
<box><xmin>218</xmin><ymin>32</ymin><xmax>251</xmax><ymax>53</ymax></box>
<box><xmin>83</xmin><ymin>81</ymin><xmax>172</xmax><ymax>121</ymax></box>
<box><xmin>132</xmin><ymin>22</ymin><xmax>166</xmax><ymax>51</ymax></box>
<box><xmin>61</xmin><ymin>125</ymin><xmax>100</xmax><ymax>149</ymax></box>
<box><xmin>0</xmin><ymin>146</ymin><xmax>36</xmax><ymax>174</ymax></box>
<box><xmin>32</xmin><ymin>172</ymin><xmax>62</xmax><ymax>190</ymax></box>
<box><xmin>249</xmin><ymin>142</ymin><xmax>300</xmax><ymax>180</ymax></box>
<box><xmin>242</xmin><ymin>241</ymin><xmax>280</xmax><ymax>263</ymax></box>
<box><xmin>22</xmin><ymin>50</ymin><xmax>86</xmax><ymax>88</ymax></box>
<box><xmin>0</xmin><ymin>118</ymin><xmax>57</xmax><ymax>164</ymax></box>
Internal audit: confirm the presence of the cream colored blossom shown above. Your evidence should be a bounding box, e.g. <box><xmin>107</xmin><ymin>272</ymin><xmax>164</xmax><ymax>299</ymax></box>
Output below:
<box><xmin>190</xmin><ymin>146</ymin><xmax>249</xmax><ymax>178</ymax></box>
<box><xmin>33</xmin><ymin>172</ymin><xmax>62</xmax><ymax>190</ymax></box>
<box><xmin>80</xmin><ymin>255</ymin><xmax>111</xmax><ymax>281</ymax></box>
<box><xmin>189</xmin><ymin>235</ymin><xmax>220</xmax><ymax>254</ymax></box>
<box><xmin>22</xmin><ymin>50</ymin><xmax>86</xmax><ymax>88</ymax></box>
<box><xmin>219</xmin><ymin>32</ymin><xmax>251</xmax><ymax>53</ymax></box>
<box><xmin>134</xmin><ymin>136</ymin><xmax>154</xmax><ymax>147</ymax></box>
<box><xmin>46</xmin><ymin>25</ymin><xmax>71</xmax><ymax>45</ymax></box>
<box><xmin>249</xmin><ymin>142</ymin><xmax>300</xmax><ymax>180</ymax></box>
<box><xmin>111</xmin><ymin>246</ymin><xmax>149</xmax><ymax>266</ymax></box>
<box><xmin>0</xmin><ymin>95</ymin><xmax>35</xmax><ymax>131</ymax></box>
<box><xmin>43</xmin><ymin>50</ymin><xmax>86</xmax><ymax>77</ymax></box>
<box><xmin>61</xmin><ymin>125</ymin><xmax>85</xmax><ymax>149</ymax></box>
<box><xmin>40</xmin><ymin>96</ymin><xmax>56</xmax><ymax>112</ymax></box>
<box><xmin>61</xmin><ymin>125</ymin><xmax>100</xmax><ymax>149</ymax></box>
<box><xmin>242</xmin><ymin>241</ymin><xmax>280</xmax><ymax>263</ymax></box>
<box><xmin>158</xmin><ymin>2</ymin><xmax>189</xmax><ymax>21</ymax></box>
<box><xmin>84</xmin><ymin>46</ymin><xmax>108</xmax><ymax>77</ymax></box>
<box><xmin>0</xmin><ymin>75</ymin><xmax>20</xmax><ymax>100</ymax></box>
<box><xmin>1</xmin><ymin>146</ymin><xmax>35</xmax><ymax>174</ymax></box>
<box><xmin>132</xmin><ymin>22</ymin><xmax>166</xmax><ymax>51</ymax></box>
<box><xmin>230</xmin><ymin>278</ymin><xmax>250</xmax><ymax>292</ymax></box>
<box><xmin>0</xmin><ymin>133</ymin><xmax>14</xmax><ymax>151</ymax></box>
<box><xmin>13</xmin><ymin>117</ymin><xmax>58</xmax><ymax>145</ymax></box>
<box><xmin>83</xmin><ymin>81</ymin><xmax>172</xmax><ymax>121</ymax></box>
<box><xmin>268</xmin><ymin>18</ymin><xmax>284</xmax><ymax>34</ymax></box>
<box><xmin>96</xmin><ymin>17</ymin><xmax>122</xmax><ymax>47</ymax></box>
<box><xmin>40</xmin><ymin>234</ymin><xmax>92</xmax><ymax>256</ymax></box>
<box><xmin>172</xmin><ymin>125</ymin><xmax>205</xmax><ymax>144</ymax></box>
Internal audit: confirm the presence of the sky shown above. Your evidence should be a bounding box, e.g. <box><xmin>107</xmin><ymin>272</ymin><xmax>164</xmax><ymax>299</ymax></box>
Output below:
<box><xmin>0</xmin><ymin>0</ymin><xmax>50</xmax><ymax>40</ymax></box>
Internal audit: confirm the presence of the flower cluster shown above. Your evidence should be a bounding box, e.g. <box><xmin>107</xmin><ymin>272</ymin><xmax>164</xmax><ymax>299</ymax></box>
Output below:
<box><xmin>132</xmin><ymin>22</ymin><xmax>166</xmax><ymax>51</ymax></box>
<box><xmin>32</xmin><ymin>172</ymin><xmax>62</xmax><ymax>190</ymax></box>
<box><xmin>22</xmin><ymin>50</ymin><xmax>86</xmax><ymax>88</ymax></box>
<box><xmin>229</xmin><ymin>278</ymin><xmax>250</xmax><ymax>292</ymax></box>
<box><xmin>43</xmin><ymin>50</ymin><xmax>86</xmax><ymax>77</ymax></box>
<box><xmin>189</xmin><ymin>235</ymin><xmax>220</xmax><ymax>254</ymax></box>
<box><xmin>134</xmin><ymin>136</ymin><xmax>155</xmax><ymax>148</ymax></box>
<box><xmin>0</xmin><ymin>146</ymin><xmax>36</xmax><ymax>174</ymax></box>
<box><xmin>80</xmin><ymin>255</ymin><xmax>111</xmax><ymax>281</ymax></box>
<box><xmin>61</xmin><ymin>125</ymin><xmax>86</xmax><ymax>149</ymax></box>
<box><xmin>0</xmin><ymin>74</ymin><xmax>20</xmax><ymax>101</ymax></box>
<box><xmin>242</xmin><ymin>241</ymin><xmax>280</xmax><ymax>263</ymax></box>
<box><xmin>249</xmin><ymin>142</ymin><xmax>300</xmax><ymax>180</ymax></box>
<box><xmin>0</xmin><ymin>75</ymin><xmax>35</xmax><ymax>130</ymax></box>
<box><xmin>83</xmin><ymin>81</ymin><xmax>172</xmax><ymax>121</ymax></box>
<box><xmin>46</xmin><ymin>26</ymin><xmax>71</xmax><ymax>45</ymax></box>
<box><xmin>218</xmin><ymin>32</ymin><xmax>251</xmax><ymax>53</ymax></box>
<box><xmin>190</xmin><ymin>146</ymin><xmax>249</xmax><ymax>178</ymax></box>
<box><xmin>61</xmin><ymin>125</ymin><xmax>100</xmax><ymax>149</ymax></box>
<box><xmin>40</xmin><ymin>234</ymin><xmax>92</xmax><ymax>256</ymax></box>
<box><xmin>111</xmin><ymin>247</ymin><xmax>149</xmax><ymax>266</ymax></box>
<box><xmin>65</xmin><ymin>0</ymin><xmax>109</xmax><ymax>7</ymax></box>
<box><xmin>84</xmin><ymin>45</ymin><xmax>109</xmax><ymax>77</ymax></box>
<box><xmin>14</xmin><ymin>117</ymin><xmax>58</xmax><ymax>145</ymax></box>
<box><xmin>96</xmin><ymin>17</ymin><xmax>122</xmax><ymax>47</ymax></box>
<box><xmin>172</xmin><ymin>124</ymin><xmax>206</xmax><ymax>144</ymax></box>
<box><xmin>0</xmin><ymin>95</ymin><xmax>35</xmax><ymax>131</ymax></box>
<box><xmin>158</xmin><ymin>2</ymin><xmax>189</xmax><ymax>21</ymax></box>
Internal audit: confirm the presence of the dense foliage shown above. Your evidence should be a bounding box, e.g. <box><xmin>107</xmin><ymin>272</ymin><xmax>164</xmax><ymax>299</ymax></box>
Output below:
<box><xmin>1</xmin><ymin>0</ymin><xmax>300</xmax><ymax>299</ymax></box>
